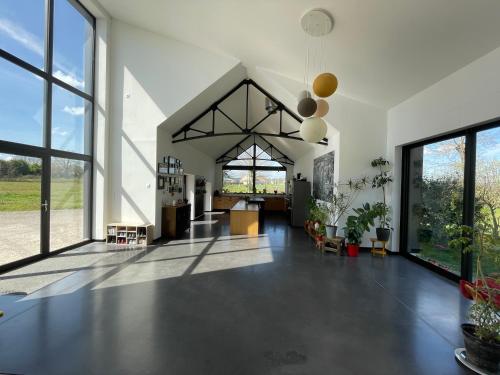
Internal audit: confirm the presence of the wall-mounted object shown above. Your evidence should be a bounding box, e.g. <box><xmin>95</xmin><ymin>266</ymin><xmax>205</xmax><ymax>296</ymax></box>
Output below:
<box><xmin>166</xmin><ymin>156</ymin><xmax>183</xmax><ymax>175</ymax></box>
<box><xmin>158</xmin><ymin>163</ymin><xmax>169</xmax><ymax>175</ymax></box>
<box><xmin>313</xmin><ymin>150</ymin><xmax>335</xmax><ymax>201</ymax></box>
<box><xmin>157</xmin><ymin>176</ymin><xmax>165</xmax><ymax>190</ymax></box>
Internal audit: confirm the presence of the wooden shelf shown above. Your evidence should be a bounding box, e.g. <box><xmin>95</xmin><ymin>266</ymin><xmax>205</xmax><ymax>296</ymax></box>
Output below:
<box><xmin>106</xmin><ymin>223</ymin><xmax>154</xmax><ymax>246</ymax></box>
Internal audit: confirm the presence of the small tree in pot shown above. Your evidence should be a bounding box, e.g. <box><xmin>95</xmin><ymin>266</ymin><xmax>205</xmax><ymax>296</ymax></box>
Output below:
<box><xmin>325</xmin><ymin>177</ymin><xmax>367</xmax><ymax>239</ymax></box>
<box><xmin>343</xmin><ymin>203</ymin><xmax>375</xmax><ymax>257</ymax></box>
<box><xmin>448</xmin><ymin>224</ymin><xmax>499</xmax><ymax>373</ymax></box>
<box><xmin>371</xmin><ymin>157</ymin><xmax>393</xmax><ymax>241</ymax></box>
<box><xmin>371</xmin><ymin>202</ymin><xmax>392</xmax><ymax>241</ymax></box>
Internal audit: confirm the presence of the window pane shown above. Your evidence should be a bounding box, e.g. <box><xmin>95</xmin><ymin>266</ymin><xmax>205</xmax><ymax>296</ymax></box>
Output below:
<box><xmin>50</xmin><ymin>158</ymin><xmax>90</xmax><ymax>251</ymax></box>
<box><xmin>255</xmin><ymin>159</ymin><xmax>283</xmax><ymax>167</ymax></box>
<box><xmin>0</xmin><ymin>58</ymin><xmax>44</xmax><ymax>146</ymax></box>
<box><xmin>51</xmin><ymin>84</ymin><xmax>92</xmax><ymax>154</ymax></box>
<box><xmin>222</xmin><ymin>169</ymin><xmax>253</xmax><ymax>194</ymax></box>
<box><xmin>255</xmin><ymin>170</ymin><xmax>286</xmax><ymax>194</ymax></box>
<box><xmin>53</xmin><ymin>0</ymin><xmax>93</xmax><ymax>93</ymax></box>
<box><xmin>0</xmin><ymin>0</ymin><xmax>46</xmax><ymax>69</ymax></box>
<box><xmin>406</xmin><ymin>137</ymin><xmax>465</xmax><ymax>275</ymax></box>
<box><xmin>0</xmin><ymin>153</ymin><xmax>41</xmax><ymax>265</ymax></box>
<box><xmin>473</xmin><ymin>127</ymin><xmax>500</xmax><ymax>279</ymax></box>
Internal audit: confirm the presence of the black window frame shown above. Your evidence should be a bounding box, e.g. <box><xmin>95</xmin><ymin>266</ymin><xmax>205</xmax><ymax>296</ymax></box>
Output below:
<box><xmin>399</xmin><ymin>118</ymin><xmax>500</xmax><ymax>282</ymax></box>
<box><xmin>222</xmin><ymin>144</ymin><xmax>287</xmax><ymax>194</ymax></box>
<box><xmin>0</xmin><ymin>0</ymin><xmax>96</xmax><ymax>272</ymax></box>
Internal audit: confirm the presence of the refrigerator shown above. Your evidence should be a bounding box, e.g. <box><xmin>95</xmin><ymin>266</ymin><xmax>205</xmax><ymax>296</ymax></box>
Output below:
<box><xmin>290</xmin><ymin>180</ymin><xmax>311</xmax><ymax>227</ymax></box>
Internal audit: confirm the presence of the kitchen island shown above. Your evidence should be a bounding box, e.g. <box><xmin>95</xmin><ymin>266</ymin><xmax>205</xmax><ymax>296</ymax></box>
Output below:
<box><xmin>229</xmin><ymin>200</ymin><xmax>260</xmax><ymax>235</ymax></box>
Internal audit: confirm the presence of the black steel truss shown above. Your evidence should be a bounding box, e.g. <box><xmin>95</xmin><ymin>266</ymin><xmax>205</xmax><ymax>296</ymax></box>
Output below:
<box><xmin>216</xmin><ymin>134</ymin><xmax>293</xmax><ymax>168</ymax></box>
<box><xmin>171</xmin><ymin>79</ymin><xmax>328</xmax><ymax>145</ymax></box>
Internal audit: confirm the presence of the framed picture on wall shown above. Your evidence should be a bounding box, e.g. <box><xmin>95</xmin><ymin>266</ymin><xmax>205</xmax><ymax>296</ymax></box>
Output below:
<box><xmin>158</xmin><ymin>162</ymin><xmax>169</xmax><ymax>175</ymax></box>
<box><xmin>157</xmin><ymin>176</ymin><xmax>165</xmax><ymax>190</ymax></box>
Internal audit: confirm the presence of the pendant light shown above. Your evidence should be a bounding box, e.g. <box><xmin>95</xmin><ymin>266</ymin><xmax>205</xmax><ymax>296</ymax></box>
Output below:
<box><xmin>300</xmin><ymin>117</ymin><xmax>327</xmax><ymax>143</ymax></box>
<box><xmin>298</xmin><ymin>9</ymin><xmax>337</xmax><ymax>143</ymax></box>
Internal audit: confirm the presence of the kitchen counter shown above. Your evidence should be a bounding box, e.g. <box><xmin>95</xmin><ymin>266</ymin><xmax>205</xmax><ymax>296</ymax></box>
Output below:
<box><xmin>230</xmin><ymin>200</ymin><xmax>259</xmax><ymax>235</ymax></box>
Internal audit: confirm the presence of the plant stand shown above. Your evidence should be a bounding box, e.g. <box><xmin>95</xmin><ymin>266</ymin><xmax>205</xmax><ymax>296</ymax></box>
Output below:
<box><xmin>455</xmin><ymin>348</ymin><xmax>495</xmax><ymax>375</ymax></box>
<box><xmin>320</xmin><ymin>236</ymin><xmax>345</xmax><ymax>255</ymax></box>
<box><xmin>370</xmin><ymin>238</ymin><xmax>388</xmax><ymax>257</ymax></box>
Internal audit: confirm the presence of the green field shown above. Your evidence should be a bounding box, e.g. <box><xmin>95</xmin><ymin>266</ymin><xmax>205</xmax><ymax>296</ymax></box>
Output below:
<box><xmin>0</xmin><ymin>178</ymin><xmax>83</xmax><ymax>211</ymax></box>
<box><xmin>223</xmin><ymin>183</ymin><xmax>285</xmax><ymax>194</ymax></box>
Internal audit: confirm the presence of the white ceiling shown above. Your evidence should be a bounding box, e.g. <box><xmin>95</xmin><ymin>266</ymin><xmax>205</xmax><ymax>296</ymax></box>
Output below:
<box><xmin>98</xmin><ymin>0</ymin><xmax>500</xmax><ymax>109</ymax></box>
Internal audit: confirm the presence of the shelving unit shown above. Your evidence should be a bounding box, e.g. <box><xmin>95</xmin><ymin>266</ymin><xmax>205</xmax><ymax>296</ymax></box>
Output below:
<box><xmin>106</xmin><ymin>223</ymin><xmax>154</xmax><ymax>246</ymax></box>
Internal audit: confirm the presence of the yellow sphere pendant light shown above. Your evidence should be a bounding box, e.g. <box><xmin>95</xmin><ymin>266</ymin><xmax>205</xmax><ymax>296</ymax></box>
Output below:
<box><xmin>313</xmin><ymin>73</ymin><xmax>338</xmax><ymax>98</ymax></box>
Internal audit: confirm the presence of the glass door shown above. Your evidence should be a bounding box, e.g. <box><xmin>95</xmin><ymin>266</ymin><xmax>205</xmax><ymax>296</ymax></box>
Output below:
<box><xmin>473</xmin><ymin>127</ymin><xmax>500</xmax><ymax>279</ymax></box>
<box><xmin>0</xmin><ymin>153</ymin><xmax>44</xmax><ymax>266</ymax></box>
<box><xmin>405</xmin><ymin>136</ymin><xmax>465</xmax><ymax>275</ymax></box>
<box><xmin>50</xmin><ymin>158</ymin><xmax>90</xmax><ymax>251</ymax></box>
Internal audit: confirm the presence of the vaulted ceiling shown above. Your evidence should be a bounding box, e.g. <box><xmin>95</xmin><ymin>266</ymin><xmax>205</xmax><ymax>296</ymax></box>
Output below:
<box><xmin>98</xmin><ymin>0</ymin><xmax>500</xmax><ymax>109</ymax></box>
<box><xmin>159</xmin><ymin>64</ymin><xmax>315</xmax><ymax>161</ymax></box>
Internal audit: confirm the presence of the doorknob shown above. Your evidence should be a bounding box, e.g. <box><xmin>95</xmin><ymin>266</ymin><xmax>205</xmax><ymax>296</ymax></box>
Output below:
<box><xmin>41</xmin><ymin>200</ymin><xmax>48</xmax><ymax>212</ymax></box>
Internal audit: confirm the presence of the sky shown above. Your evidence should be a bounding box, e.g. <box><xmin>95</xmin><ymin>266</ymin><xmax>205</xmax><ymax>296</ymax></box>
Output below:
<box><xmin>0</xmin><ymin>0</ymin><xmax>92</xmax><ymax>158</ymax></box>
<box><xmin>421</xmin><ymin>127</ymin><xmax>500</xmax><ymax>180</ymax></box>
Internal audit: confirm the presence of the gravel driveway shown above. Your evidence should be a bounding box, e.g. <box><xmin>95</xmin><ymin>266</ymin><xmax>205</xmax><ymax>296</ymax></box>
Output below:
<box><xmin>0</xmin><ymin>209</ymin><xmax>85</xmax><ymax>266</ymax></box>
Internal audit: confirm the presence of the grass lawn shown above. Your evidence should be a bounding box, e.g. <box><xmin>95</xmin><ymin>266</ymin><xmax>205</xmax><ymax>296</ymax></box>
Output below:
<box><xmin>0</xmin><ymin>178</ymin><xmax>83</xmax><ymax>211</ymax></box>
<box><xmin>414</xmin><ymin>241</ymin><xmax>499</xmax><ymax>276</ymax></box>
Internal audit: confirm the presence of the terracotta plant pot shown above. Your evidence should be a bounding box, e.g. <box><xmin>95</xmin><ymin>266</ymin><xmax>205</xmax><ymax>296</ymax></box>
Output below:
<box><xmin>462</xmin><ymin>323</ymin><xmax>500</xmax><ymax>373</ymax></box>
<box><xmin>346</xmin><ymin>244</ymin><xmax>359</xmax><ymax>257</ymax></box>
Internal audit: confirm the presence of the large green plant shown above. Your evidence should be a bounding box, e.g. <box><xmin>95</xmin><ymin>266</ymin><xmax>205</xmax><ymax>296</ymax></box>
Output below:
<box><xmin>371</xmin><ymin>202</ymin><xmax>392</xmax><ymax>229</ymax></box>
<box><xmin>326</xmin><ymin>177</ymin><xmax>368</xmax><ymax>226</ymax></box>
<box><xmin>343</xmin><ymin>203</ymin><xmax>376</xmax><ymax>244</ymax></box>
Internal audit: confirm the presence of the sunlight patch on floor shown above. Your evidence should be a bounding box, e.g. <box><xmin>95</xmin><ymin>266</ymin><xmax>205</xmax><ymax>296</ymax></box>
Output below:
<box><xmin>192</xmin><ymin>248</ymin><xmax>273</xmax><ymax>275</ymax></box>
<box><xmin>92</xmin><ymin>235</ymin><xmax>273</xmax><ymax>290</ymax></box>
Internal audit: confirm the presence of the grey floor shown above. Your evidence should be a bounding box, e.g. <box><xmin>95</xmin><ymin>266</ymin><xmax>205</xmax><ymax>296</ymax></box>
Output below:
<box><xmin>0</xmin><ymin>212</ymin><xmax>471</xmax><ymax>375</ymax></box>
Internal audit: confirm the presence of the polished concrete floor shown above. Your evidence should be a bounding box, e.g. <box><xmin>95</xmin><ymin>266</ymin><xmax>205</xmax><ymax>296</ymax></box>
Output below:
<box><xmin>0</xmin><ymin>212</ymin><xmax>471</xmax><ymax>375</ymax></box>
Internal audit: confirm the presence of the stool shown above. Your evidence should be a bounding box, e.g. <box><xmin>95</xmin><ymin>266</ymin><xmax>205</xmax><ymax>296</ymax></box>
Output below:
<box><xmin>321</xmin><ymin>236</ymin><xmax>346</xmax><ymax>255</ymax></box>
<box><xmin>370</xmin><ymin>238</ymin><xmax>388</xmax><ymax>257</ymax></box>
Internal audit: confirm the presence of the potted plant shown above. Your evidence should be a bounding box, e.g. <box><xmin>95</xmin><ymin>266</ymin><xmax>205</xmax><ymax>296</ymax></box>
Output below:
<box><xmin>325</xmin><ymin>177</ymin><xmax>368</xmax><ymax>238</ymax></box>
<box><xmin>312</xmin><ymin>202</ymin><xmax>328</xmax><ymax>232</ymax></box>
<box><xmin>305</xmin><ymin>196</ymin><xmax>317</xmax><ymax>232</ymax></box>
<box><xmin>448</xmin><ymin>224</ymin><xmax>500</xmax><ymax>373</ymax></box>
<box><xmin>343</xmin><ymin>203</ymin><xmax>375</xmax><ymax>257</ymax></box>
<box><xmin>371</xmin><ymin>157</ymin><xmax>393</xmax><ymax>241</ymax></box>
<box><xmin>371</xmin><ymin>202</ymin><xmax>392</xmax><ymax>241</ymax></box>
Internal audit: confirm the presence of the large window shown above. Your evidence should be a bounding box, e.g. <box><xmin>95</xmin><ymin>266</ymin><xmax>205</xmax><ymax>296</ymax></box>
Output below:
<box><xmin>401</xmin><ymin>122</ymin><xmax>500</xmax><ymax>281</ymax></box>
<box><xmin>0</xmin><ymin>1</ymin><xmax>94</xmax><ymax>269</ymax></box>
<box><xmin>222</xmin><ymin>145</ymin><xmax>287</xmax><ymax>194</ymax></box>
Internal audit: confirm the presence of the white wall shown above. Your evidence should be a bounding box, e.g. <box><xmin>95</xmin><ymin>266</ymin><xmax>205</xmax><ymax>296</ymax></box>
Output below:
<box><xmin>387</xmin><ymin>46</ymin><xmax>500</xmax><ymax>252</ymax></box>
<box><xmin>294</xmin><ymin>94</ymin><xmax>387</xmax><ymax>246</ymax></box>
<box><xmin>108</xmin><ymin>20</ymin><xmax>238</xmax><ymax>238</ymax></box>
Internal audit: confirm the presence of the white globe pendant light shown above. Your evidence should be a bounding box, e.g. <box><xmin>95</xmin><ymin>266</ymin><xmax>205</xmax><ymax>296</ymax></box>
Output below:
<box><xmin>300</xmin><ymin>117</ymin><xmax>327</xmax><ymax>143</ymax></box>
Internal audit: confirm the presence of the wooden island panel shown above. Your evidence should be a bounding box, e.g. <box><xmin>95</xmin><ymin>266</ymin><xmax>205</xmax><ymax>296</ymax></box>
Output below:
<box><xmin>230</xmin><ymin>200</ymin><xmax>259</xmax><ymax>235</ymax></box>
<box><xmin>213</xmin><ymin>196</ymin><xmax>241</xmax><ymax>210</ymax></box>
<box><xmin>263</xmin><ymin>197</ymin><xmax>286</xmax><ymax>211</ymax></box>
